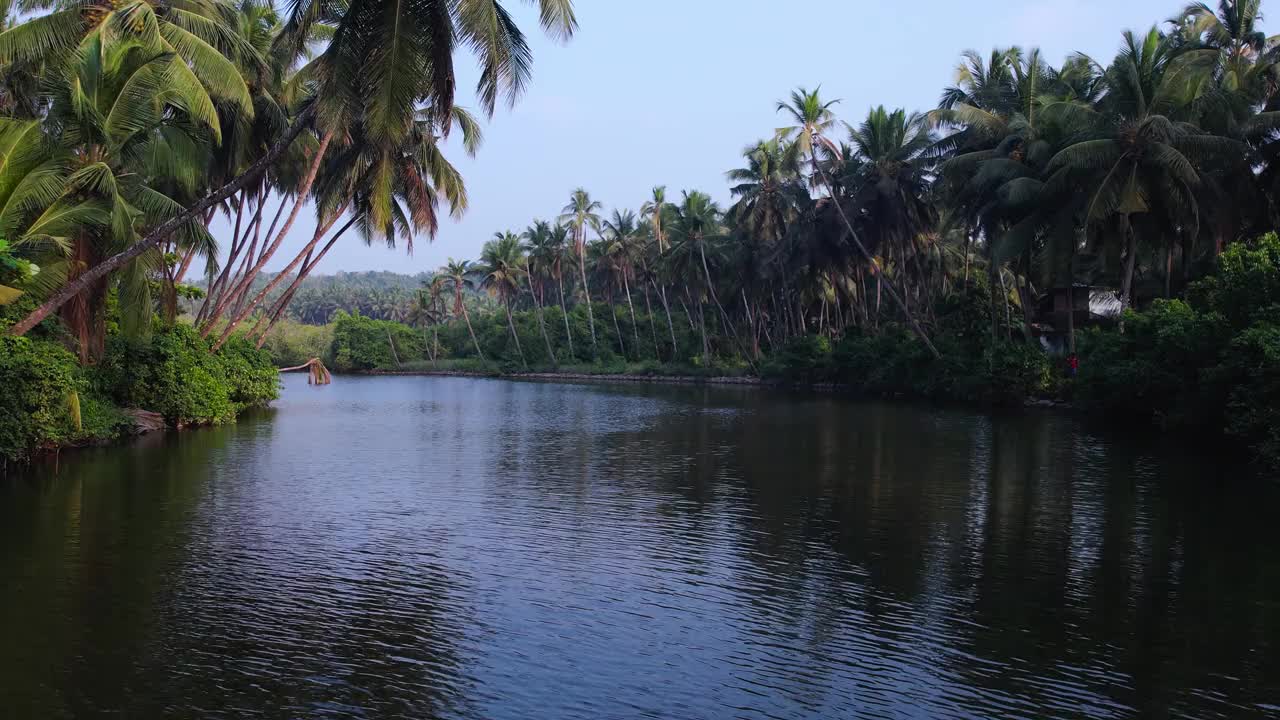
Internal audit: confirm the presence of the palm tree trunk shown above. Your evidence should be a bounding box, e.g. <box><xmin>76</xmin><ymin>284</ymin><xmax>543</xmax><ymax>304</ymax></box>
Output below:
<box><xmin>622</xmin><ymin>271</ymin><xmax>640</xmax><ymax>352</ymax></box>
<box><xmin>577</xmin><ymin>230</ymin><xmax>598</xmax><ymax>357</ymax></box>
<box><xmin>816</xmin><ymin>165</ymin><xmax>939</xmax><ymax>357</ymax></box>
<box><xmin>431</xmin><ymin>326</ymin><xmax>439</xmax><ymax>368</ymax></box>
<box><xmin>204</xmin><ymin>130</ymin><xmax>335</xmax><ymax>337</ymax></box>
<box><xmin>386</xmin><ymin>328</ymin><xmax>402</xmax><ymax>369</ymax></box>
<box><xmin>252</xmin><ymin>216</ymin><xmax>354</xmax><ymax>346</ymax></box>
<box><xmin>697</xmin><ymin>300</ymin><xmax>710</xmax><ymax>360</ymax></box>
<box><xmin>557</xmin><ymin>271</ymin><xmax>574</xmax><ymax>359</ymax></box>
<box><xmin>197</xmin><ymin>189</ymin><xmax>248</xmax><ymax>324</ymax></box>
<box><xmin>505</xmin><ymin>296</ymin><xmax>527</xmax><ymax>369</ymax></box>
<box><xmin>1121</xmin><ymin>222</ymin><xmax>1138</xmax><ymax>314</ymax></box>
<box><xmin>532</xmin><ymin>281</ymin><xmax>557</xmax><ymax>366</ymax></box>
<box><xmin>609</xmin><ymin>296</ymin><xmax>626</xmax><ymax>359</ymax></box>
<box><xmin>655</xmin><ymin>281</ymin><xmax>677</xmax><ymax>361</ymax></box>
<box><xmin>212</xmin><ymin>205</ymin><xmax>349</xmax><ymax>351</ymax></box>
<box><xmin>462</xmin><ymin>302</ymin><xmax>485</xmax><ymax>363</ymax></box>
<box><xmin>643</xmin><ymin>287</ymin><xmax>660</xmax><ymax>361</ymax></box>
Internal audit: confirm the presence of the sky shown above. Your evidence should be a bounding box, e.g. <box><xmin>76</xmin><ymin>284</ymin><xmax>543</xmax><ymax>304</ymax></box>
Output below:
<box><xmin>220</xmin><ymin>0</ymin><xmax>1191</xmax><ymax>276</ymax></box>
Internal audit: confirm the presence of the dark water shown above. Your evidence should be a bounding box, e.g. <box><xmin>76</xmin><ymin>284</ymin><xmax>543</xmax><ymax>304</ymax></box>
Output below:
<box><xmin>2</xmin><ymin>376</ymin><xmax>1278</xmax><ymax>719</ymax></box>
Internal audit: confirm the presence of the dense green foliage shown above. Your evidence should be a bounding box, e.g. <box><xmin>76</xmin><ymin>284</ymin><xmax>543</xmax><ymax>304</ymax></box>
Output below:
<box><xmin>0</xmin><ymin>335</ymin><xmax>120</xmax><ymax>463</ymax></box>
<box><xmin>330</xmin><ymin>312</ymin><xmax>427</xmax><ymax>372</ymax></box>
<box><xmin>1076</xmin><ymin>236</ymin><xmax>1280</xmax><ymax>467</ymax></box>
<box><xmin>97</xmin><ymin>325</ymin><xmax>278</xmax><ymax>427</ymax></box>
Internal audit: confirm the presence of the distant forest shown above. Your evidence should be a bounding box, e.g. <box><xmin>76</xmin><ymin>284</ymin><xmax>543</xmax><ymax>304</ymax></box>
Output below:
<box><xmin>191</xmin><ymin>271</ymin><xmax>464</xmax><ymax>325</ymax></box>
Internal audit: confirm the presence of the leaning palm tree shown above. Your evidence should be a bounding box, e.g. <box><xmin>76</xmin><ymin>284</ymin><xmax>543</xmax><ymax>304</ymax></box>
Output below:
<box><xmin>440</xmin><ymin>259</ymin><xmax>485</xmax><ymax>363</ymax></box>
<box><xmin>776</xmin><ymin>86</ymin><xmax>939</xmax><ymax>357</ymax></box>
<box><xmin>480</xmin><ymin>232</ymin><xmax>528</xmax><ymax>369</ymax></box>
<box><xmin>8</xmin><ymin>0</ymin><xmax>579</xmax><ymax>338</ymax></box>
<box><xmin>639</xmin><ymin>186</ymin><xmax>670</xmax><ymax>252</ymax></box>
<box><xmin>559</xmin><ymin>187</ymin><xmax>602</xmax><ymax>357</ymax></box>
<box><xmin>522</xmin><ymin>219</ymin><xmax>561</xmax><ymax>364</ymax></box>
<box><xmin>600</xmin><ymin>208</ymin><xmax>642</xmax><ymax>351</ymax></box>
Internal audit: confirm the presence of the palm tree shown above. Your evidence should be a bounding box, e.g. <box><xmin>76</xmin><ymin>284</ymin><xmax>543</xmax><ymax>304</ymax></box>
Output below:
<box><xmin>440</xmin><ymin>259</ymin><xmax>485</xmax><ymax>363</ymax></box>
<box><xmin>522</xmin><ymin>220</ymin><xmax>561</xmax><ymax>365</ymax></box>
<box><xmin>667</xmin><ymin>190</ymin><xmax>729</xmax><ymax>359</ymax></box>
<box><xmin>2</xmin><ymin>34</ymin><xmax>219</xmax><ymax>361</ymax></box>
<box><xmin>559</xmin><ymin>187</ymin><xmax>602</xmax><ymax>357</ymax></box>
<box><xmin>1048</xmin><ymin>28</ymin><xmax>1249</xmax><ymax>312</ymax></box>
<box><xmin>839</xmin><ymin>106</ymin><xmax>939</xmax><ymax>320</ymax></box>
<box><xmin>601</xmin><ymin>208</ymin><xmax>642</xmax><ymax>352</ymax></box>
<box><xmin>639</xmin><ymin>186</ymin><xmax>670</xmax><ymax>252</ymax></box>
<box><xmin>7</xmin><ymin>0</ymin><xmax>579</xmax><ymax>339</ymax></box>
<box><xmin>776</xmin><ymin>86</ymin><xmax>939</xmax><ymax>357</ymax></box>
<box><xmin>480</xmin><ymin>232</ymin><xmax>528</xmax><ymax>369</ymax></box>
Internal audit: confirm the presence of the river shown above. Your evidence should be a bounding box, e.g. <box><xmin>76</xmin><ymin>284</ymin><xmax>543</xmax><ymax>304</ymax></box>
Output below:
<box><xmin>2</xmin><ymin>375</ymin><xmax>1277</xmax><ymax>719</ymax></box>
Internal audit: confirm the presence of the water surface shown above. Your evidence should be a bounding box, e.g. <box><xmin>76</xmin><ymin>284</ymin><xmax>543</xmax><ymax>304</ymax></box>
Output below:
<box><xmin>2</xmin><ymin>375</ymin><xmax>1277</xmax><ymax>719</ymax></box>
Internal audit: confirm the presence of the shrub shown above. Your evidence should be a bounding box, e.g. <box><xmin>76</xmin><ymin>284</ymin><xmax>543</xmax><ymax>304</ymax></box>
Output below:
<box><xmin>330</xmin><ymin>311</ymin><xmax>425</xmax><ymax>371</ymax></box>
<box><xmin>0</xmin><ymin>336</ymin><xmax>83</xmax><ymax>461</ymax></box>
<box><xmin>98</xmin><ymin>324</ymin><xmax>276</xmax><ymax>426</ymax></box>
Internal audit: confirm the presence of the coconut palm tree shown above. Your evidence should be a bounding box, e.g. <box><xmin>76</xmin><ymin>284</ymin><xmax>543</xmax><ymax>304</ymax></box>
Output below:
<box><xmin>559</xmin><ymin>187</ymin><xmax>602</xmax><ymax>356</ymax></box>
<box><xmin>639</xmin><ymin>185</ymin><xmax>670</xmax><ymax>252</ymax></box>
<box><xmin>522</xmin><ymin>219</ymin><xmax>561</xmax><ymax>364</ymax></box>
<box><xmin>480</xmin><ymin>231</ymin><xmax>528</xmax><ymax>369</ymax></box>
<box><xmin>600</xmin><ymin>208</ymin><xmax>642</xmax><ymax>351</ymax></box>
<box><xmin>8</xmin><ymin>0</ymin><xmax>579</xmax><ymax>339</ymax></box>
<box><xmin>439</xmin><ymin>259</ymin><xmax>485</xmax><ymax>363</ymax></box>
<box><xmin>776</xmin><ymin>86</ymin><xmax>940</xmax><ymax>357</ymax></box>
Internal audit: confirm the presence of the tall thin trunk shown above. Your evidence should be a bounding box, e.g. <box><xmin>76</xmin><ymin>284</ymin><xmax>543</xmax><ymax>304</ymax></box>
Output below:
<box><xmin>577</xmin><ymin>228</ymin><xmax>598</xmax><ymax>357</ymax></box>
<box><xmin>386</xmin><ymin>328</ymin><xmax>402</xmax><ymax>369</ymax></box>
<box><xmin>253</xmin><ymin>217</ymin><xmax>354</xmax><ymax>346</ymax></box>
<box><xmin>610</xmin><ymin>295</ymin><xmax>626</xmax><ymax>359</ymax></box>
<box><xmin>1120</xmin><ymin>221</ymin><xmax>1138</xmax><ymax>314</ymax></box>
<box><xmin>532</xmin><ymin>280</ymin><xmax>557</xmax><ymax>366</ymax></box>
<box><xmin>643</xmin><ymin>286</ymin><xmax>660</xmax><ymax>361</ymax></box>
<box><xmin>212</xmin><ymin>203</ymin><xmax>347</xmax><ymax>351</ymax></box>
<box><xmin>998</xmin><ymin>266</ymin><xmax>1012</xmax><ymax>340</ymax></box>
<box><xmin>431</xmin><ymin>327</ymin><xmax>439</xmax><ymax>369</ymax></box>
<box><xmin>204</xmin><ymin>130</ymin><xmax>334</xmax><ymax>337</ymax></box>
<box><xmin>742</xmin><ymin>288</ymin><xmax>760</xmax><ymax>360</ymax></box>
<box><xmin>462</xmin><ymin>301</ymin><xmax>485</xmax><ymax>364</ymax></box>
<box><xmin>655</xmin><ymin>281</ymin><xmax>677</xmax><ymax>361</ymax></box>
<box><xmin>1165</xmin><ymin>242</ymin><xmax>1173</xmax><ymax>298</ymax></box>
<box><xmin>556</xmin><ymin>270</ymin><xmax>574</xmax><ymax>359</ymax></box>
<box><xmin>197</xmin><ymin>189</ymin><xmax>248</xmax><ymax>324</ymax></box>
<box><xmin>697</xmin><ymin>299</ymin><xmax>710</xmax><ymax>360</ymax></box>
<box><xmin>504</xmin><ymin>295</ymin><xmax>527</xmax><ymax>369</ymax></box>
<box><xmin>622</xmin><ymin>271</ymin><xmax>640</xmax><ymax>352</ymax></box>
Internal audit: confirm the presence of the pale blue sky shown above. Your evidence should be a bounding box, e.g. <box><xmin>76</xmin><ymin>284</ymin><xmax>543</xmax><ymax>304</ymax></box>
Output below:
<box><xmin>223</xmin><ymin>0</ymin><xmax>1195</xmax><ymax>276</ymax></box>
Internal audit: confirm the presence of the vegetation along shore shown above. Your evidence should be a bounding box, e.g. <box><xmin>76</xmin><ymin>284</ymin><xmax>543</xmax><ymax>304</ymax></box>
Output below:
<box><xmin>4</xmin><ymin>0</ymin><xmax>1280</xmax><ymax>472</ymax></box>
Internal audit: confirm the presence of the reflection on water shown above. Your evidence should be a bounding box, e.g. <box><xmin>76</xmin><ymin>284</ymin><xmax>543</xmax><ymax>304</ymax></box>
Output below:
<box><xmin>2</xmin><ymin>375</ymin><xmax>1277</xmax><ymax>719</ymax></box>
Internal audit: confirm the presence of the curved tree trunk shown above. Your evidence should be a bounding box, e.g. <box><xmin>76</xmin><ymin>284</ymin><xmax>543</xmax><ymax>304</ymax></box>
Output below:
<box><xmin>609</xmin><ymin>295</ymin><xmax>626</xmax><ymax>359</ymax></box>
<box><xmin>252</xmin><ymin>215</ymin><xmax>353</xmax><ymax>345</ymax></box>
<box><xmin>504</xmin><ymin>296</ymin><xmax>527</xmax><ymax>369</ymax></box>
<box><xmin>654</xmin><ymin>281</ymin><xmax>676</xmax><ymax>361</ymax></box>
<box><xmin>556</xmin><ymin>271</ymin><xmax>574</xmax><ymax>359</ymax></box>
<box><xmin>462</xmin><ymin>302</ymin><xmax>485</xmax><ymax>363</ymax></box>
<box><xmin>8</xmin><ymin>104</ymin><xmax>320</xmax><ymax>339</ymax></box>
<box><xmin>203</xmin><ymin>130</ymin><xmax>335</xmax><ymax>337</ymax></box>
<box><xmin>212</xmin><ymin>204</ymin><xmax>349</xmax><ymax>351</ymax></box>
<box><xmin>533</xmin><ymin>280</ymin><xmax>557</xmax><ymax>366</ymax></box>
<box><xmin>622</xmin><ymin>271</ymin><xmax>640</xmax><ymax>352</ymax></box>
<box><xmin>643</xmin><ymin>286</ymin><xmax>659</xmax><ymax>361</ymax></box>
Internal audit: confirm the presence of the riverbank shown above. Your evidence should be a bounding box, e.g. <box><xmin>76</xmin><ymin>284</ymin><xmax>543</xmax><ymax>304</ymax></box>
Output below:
<box><xmin>0</xmin><ymin>324</ymin><xmax>279</xmax><ymax>467</ymax></box>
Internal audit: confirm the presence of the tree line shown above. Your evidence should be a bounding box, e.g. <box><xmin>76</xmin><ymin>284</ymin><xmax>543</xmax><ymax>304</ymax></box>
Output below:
<box><xmin>0</xmin><ymin>0</ymin><xmax>578</xmax><ymax>360</ymax></box>
<box><xmin>389</xmin><ymin>1</ymin><xmax>1280</xmax><ymax>373</ymax></box>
